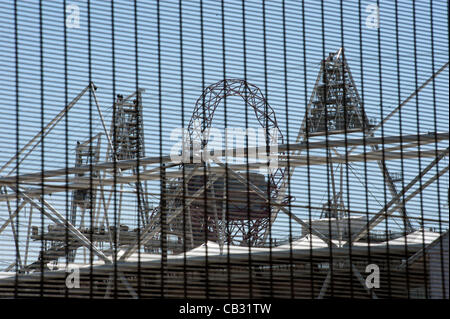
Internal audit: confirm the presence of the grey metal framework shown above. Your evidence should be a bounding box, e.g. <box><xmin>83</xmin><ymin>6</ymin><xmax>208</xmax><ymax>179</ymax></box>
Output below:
<box><xmin>109</xmin><ymin>90</ymin><xmax>151</xmax><ymax>227</ymax></box>
<box><xmin>301</xmin><ymin>48</ymin><xmax>413</xmax><ymax>234</ymax></box>
<box><xmin>0</xmin><ymin>49</ymin><xmax>448</xmax><ymax>298</ymax></box>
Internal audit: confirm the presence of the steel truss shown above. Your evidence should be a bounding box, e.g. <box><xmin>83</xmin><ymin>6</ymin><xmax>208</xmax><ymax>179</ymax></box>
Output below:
<box><xmin>0</xmin><ymin>52</ymin><xmax>448</xmax><ymax>297</ymax></box>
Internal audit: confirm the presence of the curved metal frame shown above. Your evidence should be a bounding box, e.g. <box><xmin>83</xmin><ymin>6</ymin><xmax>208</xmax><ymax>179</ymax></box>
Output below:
<box><xmin>188</xmin><ymin>79</ymin><xmax>286</xmax><ymax>199</ymax></box>
<box><xmin>183</xmin><ymin>79</ymin><xmax>287</xmax><ymax>246</ymax></box>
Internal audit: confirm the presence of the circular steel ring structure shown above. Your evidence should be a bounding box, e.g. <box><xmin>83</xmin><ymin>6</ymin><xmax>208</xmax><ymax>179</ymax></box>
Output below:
<box><xmin>179</xmin><ymin>79</ymin><xmax>287</xmax><ymax>247</ymax></box>
<box><xmin>187</xmin><ymin>79</ymin><xmax>286</xmax><ymax>199</ymax></box>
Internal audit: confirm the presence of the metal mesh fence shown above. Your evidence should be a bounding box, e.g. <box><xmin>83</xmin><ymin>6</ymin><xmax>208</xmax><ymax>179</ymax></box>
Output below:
<box><xmin>0</xmin><ymin>0</ymin><xmax>448</xmax><ymax>300</ymax></box>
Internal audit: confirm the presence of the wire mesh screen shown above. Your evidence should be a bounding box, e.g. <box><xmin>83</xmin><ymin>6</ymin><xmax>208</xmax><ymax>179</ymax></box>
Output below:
<box><xmin>0</xmin><ymin>0</ymin><xmax>448</xmax><ymax>300</ymax></box>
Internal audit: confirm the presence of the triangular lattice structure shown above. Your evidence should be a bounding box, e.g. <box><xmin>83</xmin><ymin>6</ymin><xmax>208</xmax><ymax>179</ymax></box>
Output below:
<box><xmin>304</xmin><ymin>48</ymin><xmax>371</xmax><ymax>136</ymax></box>
<box><xmin>302</xmin><ymin>48</ymin><xmax>413</xmax><ymax>234</ymax></box>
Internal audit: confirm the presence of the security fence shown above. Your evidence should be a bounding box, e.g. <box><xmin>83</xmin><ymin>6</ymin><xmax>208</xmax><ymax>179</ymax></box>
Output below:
<box><xmin>0</xmin><ymin>0</ymin><xmax>448</xmax><ymax>299</ymax></box>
